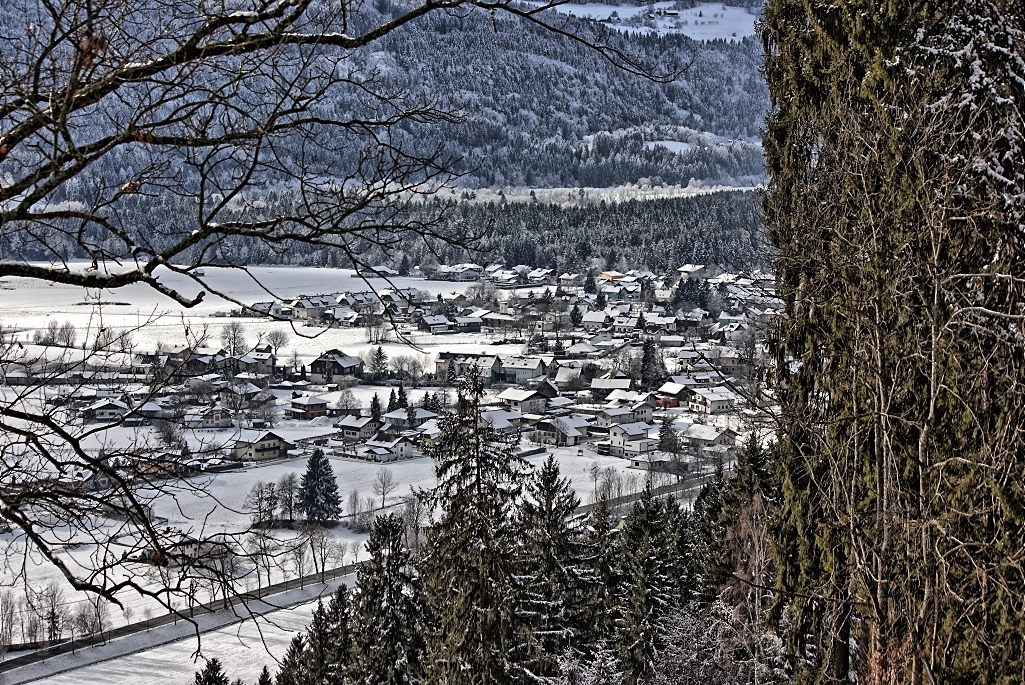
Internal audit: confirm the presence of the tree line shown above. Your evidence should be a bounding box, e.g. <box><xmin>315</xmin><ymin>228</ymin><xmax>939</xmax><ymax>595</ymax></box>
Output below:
<box><xmin>194</xmin><ymin>369</ymin><xmax>784</xmax><ymax>685</ymax></box>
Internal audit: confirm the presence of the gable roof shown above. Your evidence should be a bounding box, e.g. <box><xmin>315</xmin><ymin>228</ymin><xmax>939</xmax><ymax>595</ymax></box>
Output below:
<box><xmin>497</xmin><ymin>388</ymin><xmax>542</xmax><ymax>402</ymax></box>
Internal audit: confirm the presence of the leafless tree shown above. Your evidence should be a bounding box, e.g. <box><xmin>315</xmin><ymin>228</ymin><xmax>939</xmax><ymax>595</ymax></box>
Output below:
<box><xmin>347</xmin><ymin>488</ymin><xmax>362</xmax><ymax>527</ymax></box>
<box><xmin>0</xmin><ymin>0</ymin><xmax>673</xmax><ymax>635</ymax></box>
<box><xmin>220</xmin><ymin>321</ymin><xmax>247</xmax><ymax>357</ymax></box>
<box><xmin>277</xmin><ymin>472</ymin><xmax>300</xmax><ymax>523</ymax></box>
<box><xmin>0</xmin><ymin>591</ymin><xmax>16</xmax><ymax>652</ymax></box>
<box><xmin>334</xmin><ymin>389</ymin><xmax>360</xmax><ymax>416</ymax></box>
<box><xmin>243</xmin><ymin>481</ymin><xmax>278</xmax><ymax>526</ymax></box>
<box><xmin>400</xmin><ymin>490</ymin><xmax>429</xmax><ymax>553</ymax></box>
<box><xmin>152</xmin><ymin>418</ymin><xmax>182</xmax><ymax>447</ymax></box>
<box><xmin>263</xmin><ymin>329</ymin><xmax>290</xmax><ymax>356</ymax></box>
<box><xmin>373</xmin><ymin>467</ymin><xmax>397</xmax><ymax>508</ymax></box>
<box><xmin>56</xmin><ymin>321</ymin><xmax>77</xmax><ymax>348</ymax></box>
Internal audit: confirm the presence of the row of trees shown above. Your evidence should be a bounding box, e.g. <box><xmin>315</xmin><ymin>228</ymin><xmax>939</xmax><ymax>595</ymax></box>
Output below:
<box><xmin>196</xmin><ymin>370</ymin><xmax>781</xmax><ymax>685</ymax></box>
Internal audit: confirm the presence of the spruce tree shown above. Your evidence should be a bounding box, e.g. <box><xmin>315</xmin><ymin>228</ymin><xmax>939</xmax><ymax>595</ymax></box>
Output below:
<box><xmin>614</xmin><ymin>490</ymin><xmax>677</xmax><ymax>685</ymax></box>
<box><xmin>387</xmin><ymin>389</ymin><xmax>398</xmax><ymax>413</ymax></box>
<box><xmin>517</xmin><ymin>455</ymin><xmax>598</xmax><ymax>675</ymax></box>
<box><xmin>583</xmin><ymin>269</ymin><xmax>597</xmax><ymax>295</ymax></box>
<box><xmin>582</xmin><ymin>499</ymin><xmax>620</xmax><ymax>646</ymax></box>
<box><xmin>570</xmin><ymin>305</ymin><xmax>583</xmax><ymax>328</ymax></box>
<box><xmin>657</xmin><ymin>415</ymin><xmax>678</xmax><ymax>455</ymax></box>
<box><xmin>419</xmin><ymin>366</ymin><xmax>531</xmax><ymax>684</ymax></box>
<box><xmin>595</xmin><ymin>291</ymin><xmax>607</xmax><ymax>310</ymax></box>
<box><xmin>396</xmin><ymin>383</ymin><xmax>408</xmax><ymax>408</ymax></box>
<box><xmin>446</xmin><ymin>363</ymin><xmax>457</xmax><ymax>387</ymax></box>
<box><xmin>194</xmin><ymin>658</ymin><xmax>230</xmax><ymax>685</ymax></box>
<box><xmin>275</xmin><ymin>635</ymin><xmax>307</xmax><ymax>685</ymax></box>
<box><xmin>302</xmin><ymin>589</ymin><xmax>353</xmax><ymax>684</ymax></box>
<box><xmin>370</xmin><ymin>393</ymin><xmax>383</xmax><ymax>422</ymax></box>
<box><xmin>352</xmin><ymin>514</ymin><xmax>426</xmax><ymax>684</ymax></box>
<box><xmin>256</xmin><ymin>666</ymin><xmax>272</xmax><ymax>685</ymax></box>
<box><xmin>762</xmin><ymin>0</ymin><xmax>1025</xmax><ymax>680</ymax></box>
<box><xmin>298</xmin><ymin>449</ymin><xmax>341</xmax><ymax>523</ymax></box>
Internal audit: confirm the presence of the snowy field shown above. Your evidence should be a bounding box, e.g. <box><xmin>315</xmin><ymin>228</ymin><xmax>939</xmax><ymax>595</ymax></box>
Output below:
<box><xmin>0</xmin><ymin>264</ymin><xmax>520</xmax><ymax>366</ymax></box>
<box><xmin>19</xmin><ymin>591</ymin><xmax>325</xmax><ymax>685</ymax></box>
<box><xmin>525</xmin><ymin>2</ymin><xmax>760</xmax><ymax>41</ymax></box>
<box><xmin>645</xmin><ymin>140</ymin><xmax>696</xmax><ymax>154</ymax></box>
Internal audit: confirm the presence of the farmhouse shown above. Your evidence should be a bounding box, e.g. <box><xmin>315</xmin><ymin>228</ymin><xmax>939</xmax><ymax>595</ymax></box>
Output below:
<box><xmin>233</xmin><ymin>431</ymin><xmax>293</xmax><ymax>461</ymax></box>
<box><xmin>497</xmin><ymin>388</ymin><xmax>547</xmax><ymax>416</ymax></box>
<box><xmin>310</xmin><ymin>349</ymin><xmax>363</xmax><ymax>383</ymax></box>
<box><xmin>336</xmin><ymin>415</ymin><xmax>380</xmax><ymax>441</ymax></box>
<box><xmin>289</xmin><ymin>395</ymin><xmax>330</xmax><ymax>420</ymax></box>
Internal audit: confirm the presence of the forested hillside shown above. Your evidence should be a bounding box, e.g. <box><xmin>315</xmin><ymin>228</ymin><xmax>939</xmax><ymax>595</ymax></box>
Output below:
<box><xmin>54</xmin><ymin>189</ymin><xmax>763</xmax><ymax>273</ymax></box>
<box><xmin>369</xmin><ymin>8</ymin><xmax>768</xmax><ymax>187</ymax></box>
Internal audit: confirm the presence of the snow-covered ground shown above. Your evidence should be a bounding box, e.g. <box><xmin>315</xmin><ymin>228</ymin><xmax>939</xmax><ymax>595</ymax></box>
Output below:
<box><xmin>525</xmin><ymin>2</ymin><xmax>760</xmax><ymax>41</ymax></box>
<box><xmin>645</xmin><ymin>140</ymin><xmax>696</xmax><ymax>154</ymax></box>
<box><xmin>12</xmin><ymin>582</ymin><xmax>338</xmax><ymax>685</ymax></box>
<box><xmin>0</xmin><ymin>264</ymin><xmax>514</xmax><ymax>366</ymax></box>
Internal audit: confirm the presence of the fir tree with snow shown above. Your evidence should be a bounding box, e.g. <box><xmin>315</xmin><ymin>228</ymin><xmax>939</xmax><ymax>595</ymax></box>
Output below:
<box><xmin>570</xmin><ymin>304</ymin><xmax>584</xmax><ymax>327</ymax></box>
<box><xmin>371</xmin><ymin>393</ymin><xmax>383</xmax><ymax>422</ymax></box>
<box><xmin>420</xmin><ymin>366</ymin><xmax>532</xmax><ymax>684</ymax></box>
<box><xmin>193</xmin><ymin>658</ymin><xmax>231</xmax><ymax>685</ymax></box>
<box><xmin>352</xmin><ymin>514</ymin><xmax>426</xmax><ymax>684</ymax></box>
<box><xmin>518</xmin><ymin>455</ymin><xmax>600</xmax><ymax>677</ymax></box>
<box><xmin>298</xmin><ymin>449</ymin><xmax>342</xmax><ymax>524</ymax></box>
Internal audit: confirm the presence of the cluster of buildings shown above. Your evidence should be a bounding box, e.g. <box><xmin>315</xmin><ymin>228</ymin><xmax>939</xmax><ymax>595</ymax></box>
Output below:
<box><xmin>1</xmin><ymin>261</ymin><xmax>774</xmax><ymax>479</ymax></box>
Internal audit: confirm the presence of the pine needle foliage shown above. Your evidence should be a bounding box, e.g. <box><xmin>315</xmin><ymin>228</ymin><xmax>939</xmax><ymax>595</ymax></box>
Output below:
<box><xmin>419</xmin><ymin>366</ymin><xmax>532</xmax><ymax>684</ymax></box>
<box><xmin>298</xmin><ymin>449</ymin><xmax>342</xmax><ymax>524</ymax></box>
<box><xmin>352</xmin><ymin>514</ymin><xmax>426</xmax><ymax>685</ymax></box>
<box><xmin>517</xmin><ymin>455</ymin><xmax>600</xmax><ymax>677</ymax></box>
<box><xmin>761</xmin><ymin>0</ymin><xmax>1025</xmax><ymax>681</ymax></box>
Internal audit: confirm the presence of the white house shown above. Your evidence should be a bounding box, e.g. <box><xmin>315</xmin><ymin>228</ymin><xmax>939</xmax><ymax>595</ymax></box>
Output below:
<box><xmin>688</xmin><ymin>387</ymin><xmax>737</xmax><ymax>414</ymax></box>
<box><xmin>233</xmin><ymin>431</ymin><xmax>293</xmax><ymax>461</ymax></box>
<box><xmin>497</xmin><ymin>388</ymin><xmax>547</xmax><ymax>416</ymax></box>
<box><xmin>84</xmin><ymin>399</ymin><xmax>129</xmax><ymax>423</ymax></box>
<box><xmin>608</xmin><ymin>422</ymin><xmax>656</xmax><ymax>457</ymax></box>
<box><xmin>360</xmin><ymin>435</ymin><xmax>417</xmax><ymax>462</ymax></box>
<box><xmin>183</xmin><ymin>405</ymin><xmax>234</xmax><ymax>429</ymax></box>
<box><xmin>501</xmin><ymin>357</ymin><xmax>547</xmax><ymax>384</ymax></box>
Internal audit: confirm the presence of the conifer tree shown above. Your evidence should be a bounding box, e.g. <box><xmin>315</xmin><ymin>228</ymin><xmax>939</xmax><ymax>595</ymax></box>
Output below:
<box><xmin>762</xmin><ymin>0</ymin><xmax>1025</xmax><ymax>679</ymax></box>
<box><xmin>518</xmin><ymin>455</ymin><xmax>598</xmax><ymax>675</ymax></box>
<box><xmin>614</xmin><ymin>490</ymin><xmax>677</xmax><ymax>685</ymax></box>
<box><xmin>370</xmin><ymin>393</ymin><xmax>383</xmax><ymax>422</ymax></box>
<box><xmin>692</xmin><ymin>465</ymin><xmax>730</xmax><ymax>600</ymax></box>
<box><xmin>302</xmin><ymin>588</ymin><xmax>353</xmax><ymax>684</ymax></box>
<box><xmin>657</xmin><ymin>415</ymin><xmax>678</xmax><ymax>455</ymax></box>
<box><xmin>194</xmin><ymin>658</ymin><xmax>230</xmax><ymax>685</ymax></box>
<box><xmin>446</xmin><ymin>364</ymin><xmax>457</xmax><ymax>387</ymax></box>
<box><xmin>419</xmin><ymin>366</ymin><xmax>531</xmax><ymax>684</ymax></box>
<box><xmin>298</xmin><ymin>449</ymin><xmax>342</xmax><ymax>523</ymax></box>
<box><xmin>582</xmin><ymin>499</ymin><xmax>620</xmax><ymax>645</ymax></box>
<box><xmin>570</xmin><ymin>305</ymin><xmax>583</xmax><ymax>328</ymax></box>
<box><xmin>396</xmin><ymin>383</ymin><xmax>408</xmax><ymax>409</ymax></box>
<box><xmin>372</xmin><ymin>346</ymin><xmax>389</xmax><ymax>380</ymax></box>
<box><xmin>387</xmin><ymin>389</ymin><xmax>398</xmax><ymax>413</ymax></box>
<box><xmin>275</xmin><ymin>635</ymin><xmax>307</xmax><ymax>685</ymax></box>
<box><xmin>584</xmin><ymin>270</ymin><xmax>597</xmax><ymax>295</ymax></box>
<box><xmin>352</xmin><ymin>514</ymin><xmax>426</xmax><ymax>684</ymax></box>
<box><xmin>256</xmin><ymin>666</ymin><xmax>272</xmax><ymax>685</ymax></box>
<box><xmin>595</xmin><ymin>291</ymin><xmax>607</xmax><ymax>310</ymax></box>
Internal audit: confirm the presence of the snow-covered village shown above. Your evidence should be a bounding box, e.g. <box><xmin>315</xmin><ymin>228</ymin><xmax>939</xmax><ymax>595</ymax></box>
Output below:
<box><xmin>1</xmin><ymin>0</ymin><xmax>1022</xmax><ymax>683</ymax></box>
<box><xmin>0</xmin><ymin>259</ymin><xmax>776</xmax><ymax>682</ymax></box>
